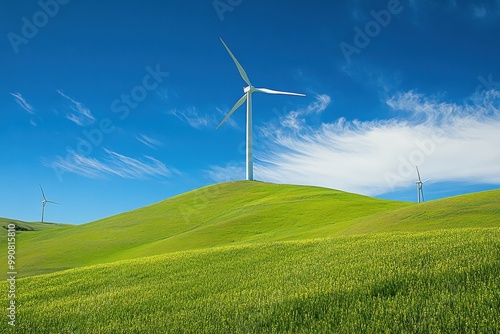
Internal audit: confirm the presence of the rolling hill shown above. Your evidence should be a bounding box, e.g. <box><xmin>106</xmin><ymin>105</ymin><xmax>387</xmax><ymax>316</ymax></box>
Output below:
<box><xmin>0</xmin><ymin>218</ymin><xmax>69</xmax><ymax>232</ymax></box>
<box><xmin>1</xmin><ymin>181</ymin><xmax>499</xmax><ymax>333</ymax></box>
<box><xmin>1</xmin><ymin>181</ymin><xmax>499</xmax><ymax>278</ymax></box>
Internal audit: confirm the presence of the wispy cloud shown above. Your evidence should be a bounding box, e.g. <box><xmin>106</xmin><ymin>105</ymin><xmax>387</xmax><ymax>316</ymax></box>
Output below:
<box><xmin>208</xmin><ymin>90</ymin><xmax>500</xmax><ymax>195</ymax></box>
<box><xmin>11</xmin><ymin>92</ymin><xmax>38</xmax><ymax>126</ymax></box>
<box><xmin>471</xmin><ymin>5</ymin><xmax>487</xmax><ymax>18</ymax></box>
<box><xmin>215</xmin><ymin>107</ymin><xmax>238</xmax><ymax>128</ymax></box>
<box><xmin>57</xmin><ymin>90</ymin><xmax>95</xmax><ymax>126</ymax></box>
<box><xmin>167</xmin><ymin>106</ymin><xmax>237</xmax><ymax>129</ymax></box>
<box><xmin>11</xmin><ymin>92</ymin><xmax>34</xmax><ymax>114</ymax></box>
<box><xmin>469</xmin><ymin>1</ymin><xmax>500</xmax><ymax>19</ymax></box>
<box><xmin>206</xmin><ymin>162</ymin><xmax>245</xmax><ymax>183</ymax></box>
<box><xmin>168</xmin><ymin>106</ymin><xmax>215</xmax><ymax>129</ymax></box>
<box><xmin>46</xmin><ymin>148</ymin><xmax>175</xmax><ymax>179</ymax></box>
<box><xmin>459</xmin><ymin>1</ymin><xmax>500</xmax><ymax>19</ymax></box>
<box><xmin>136</xmin><ymin>134</ymin><xmax>162</xmax><ymax>149</ymax></box>
<box><xmin>276</xmin><ymin>94</ymin><xmax>330</xmax><ymax>131</ymax></box>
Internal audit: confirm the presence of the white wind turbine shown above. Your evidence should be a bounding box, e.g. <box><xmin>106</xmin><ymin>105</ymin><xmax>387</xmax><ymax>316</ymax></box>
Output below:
<box><xmin>217</xmin><ymin>38</ymin><xmax>305</xmax><ymax>181</ymax></box>
<box><xmin>415</xmin><ymin>166</ymin><xmax>430</xmax><ymax>203</ymax></box>
<box><xmin>40</xmin><ymin>185</ymin><xmax>59</xmax><ymax>223</ymax></box>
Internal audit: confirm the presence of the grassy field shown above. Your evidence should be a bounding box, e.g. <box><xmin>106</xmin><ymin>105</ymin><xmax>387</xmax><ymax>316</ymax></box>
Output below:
<box><xmin>0</xmin><ymin>181</ymin><xmax>499</xmax><ymax>332</ymax></box>
<box><xmin>1</xmin><ymin>228</ymin><xmax>498</xmax><ymax>333</ymax></box>
<box><xmin>1</xmin><ymin>182</ymin><xmax>499</xmax><ymax>278</ymax></box>
<box><xmin>1</xmin><ymin>181</ymin><xmax>412</xmax><ymax>277</ymax></box>
<box><xmin>0</xmin><ymin>218</ymin><xmax>69</xmax><ymax>232</ymax></box>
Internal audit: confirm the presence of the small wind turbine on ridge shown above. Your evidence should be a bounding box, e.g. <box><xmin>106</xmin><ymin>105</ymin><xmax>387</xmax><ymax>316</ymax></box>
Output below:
<box><xmin>217</xmin><ymin>38</ymin><xmax>305</xmax><ymax>181</ymax></box>
<box><xmin>40</xmin><ymin>185</ymin><xmax>59</xmax><ymax>223</ymax></box>
<box><xmin>415</xmin><ymin>166</ymin><xmax>430</xmax><ymax>203</ymax></box>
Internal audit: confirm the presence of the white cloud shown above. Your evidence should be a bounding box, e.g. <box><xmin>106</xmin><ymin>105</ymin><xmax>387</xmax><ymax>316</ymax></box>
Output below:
<box><xmin>57</xmin><ymin>90</ymin><xmax>95</xmax><ymax>126</ymax></box>
<box><xmin>215</xmin><ymin>107</ymin><xmax>239</xmax><ymax>129</ymax></box>
<box><xmin>46</xmin><ymin>148</ymin><xmax>175</xmax><ymax>180</ymax></box>
<box><xmin>168</xmin><ymin>106</ymin><xmax>238</xmax><ymax>129</ymax></box>
<box><xmin>208</xmin><ymin>90</ymin><xmax>500</xmax><ymax>196</ymax></box>
<box><xmin>206</xmin><ymin>162</ymin><xmax>245</xmax><ymax>182</ymax></box>
<box><xmin>136</xmin><ymin>134</ymin><xmax>162</xmax><ymax>149</ymax></box>
<box><xmin>471</xmin><ymin>5</ymin><xmax>487</xmax><ymax>18</ymax></box>
<box><xmin>11</xmin><ymin>92</ymin><xmax>34</xmax><ymax>114</ymax></box>
<box><xmin>464</xmin><ymin>1</ymin><xmax>500</xmax><ymax>19</ymax></box>
<box><xmin>168</xmin><ymin>106</ymin><xmax>215</xmax><ymax>129</ymax></box>
<box><xmin>277</xmin><ymin>94</ymin><xmax>330</xmax><ymax>131</ymax></box>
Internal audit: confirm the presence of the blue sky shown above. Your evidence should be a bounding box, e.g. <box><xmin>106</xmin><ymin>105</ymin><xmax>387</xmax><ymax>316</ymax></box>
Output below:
<box><xmin>1</xmin><ymin>0</ymin><xmax>499</xmax><ymax>224</ymax></box>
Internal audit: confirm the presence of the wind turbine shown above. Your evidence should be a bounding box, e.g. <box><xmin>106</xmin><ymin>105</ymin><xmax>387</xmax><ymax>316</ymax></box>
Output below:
<box><xmin>217</xmin><ymin>38</ymin><xmax>305</xmax><ymax>181</ymax></box>
<box><xmin>415</xmin><ymin>166</ymin><xmax>430</xmax><ymax>203</ymax></box>
<box><xmin>40</xmin><ymin>185</ymin><xmax>59</xmax><ymax>223</ymax></box>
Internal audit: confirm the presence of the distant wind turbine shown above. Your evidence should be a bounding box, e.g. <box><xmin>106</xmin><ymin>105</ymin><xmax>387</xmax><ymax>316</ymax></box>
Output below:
<box><xmin>217</xmin><ymin>38</ymin><xmax>305</xmax><ymax>181</ymax></box>
<box><xmin>40</xmin><ymin>185</ymin><xmax>59</xmax><ymax>223</ymax></box>
<box><xmin>415</xmin><ymin>166</ymin><xmax>430</xmax><ymax>203</ymax></box>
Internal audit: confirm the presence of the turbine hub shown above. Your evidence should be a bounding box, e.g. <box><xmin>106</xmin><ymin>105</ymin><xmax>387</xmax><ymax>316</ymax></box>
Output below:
<box><xmin>243</xmin><ymin>86</ymin><xmax>252</xmax><ymax>93</ymax></box>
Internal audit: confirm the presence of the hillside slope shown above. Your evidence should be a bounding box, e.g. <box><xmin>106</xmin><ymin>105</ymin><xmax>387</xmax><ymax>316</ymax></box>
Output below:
<box><xmin>1</xmin><ymin>181</ymin><xmax>409</xmax><ymax>277</ymax></box>
<box><xmin>307</xmin><ymin>189</ymin><xmax>500</xmax><ymax>237</ymax></box>
<box><xmin>0</xmin><ymin>218</ymin><xmax>69</xmax><ymax>231</ymax></box>
<box><xmin>1</xmin><ymin>182</ymin><xmax>499</xmax><ymax>278</ymax></box>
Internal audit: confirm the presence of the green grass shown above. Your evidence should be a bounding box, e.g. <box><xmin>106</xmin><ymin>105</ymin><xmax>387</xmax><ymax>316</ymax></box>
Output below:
<box><xmin>1</xmin><ymin>182</ymin><xmax>499</xmax><ymax>332</ymax></box>
<box><xmin>0</xmin><ymin>182</ymin><xmax>409</xmax><ymax>277</ymax></box>
<box><xmin>314</xmin><ymin>189</ymin><xmax>500</xmax><ymax>237</ymax></box>
<box><xmin>1</xmin><ymin>228</ymin><xmax>498</xmax><ymax>333</ymax></box>
<box><xmin>0</xmin><ymin>218</ymin><xmax>70</xmax><ymax>232</ymax></box>
<box><xmin>1</xmin><ymin>182</ymin><xmax>499</xmax><ymax>278</ymax></box>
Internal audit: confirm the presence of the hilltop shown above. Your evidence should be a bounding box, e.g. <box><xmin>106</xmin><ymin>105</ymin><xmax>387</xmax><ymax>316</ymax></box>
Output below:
<box><xmin>0</xmin><ymin>217</ymin><xmax>70</xmax><ymax>231</ymax></box>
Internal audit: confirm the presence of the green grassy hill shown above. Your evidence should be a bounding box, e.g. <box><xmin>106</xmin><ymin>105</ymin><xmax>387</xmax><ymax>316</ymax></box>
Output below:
<box><xmin>311</xmin><ymin>188</ymin><xmax>500</xmax><ymax>237</ymax></box>
<box><xmin>0</xmin><ymin>218</ymin><xmax>69</xmax><ymax>232</ymax></box>
<box><xmin>2</xmin><ymin>182</ymin><xmax>499</xmax><ymax>278</ymax></box>
<box><xmin>1</xmin><ymin>182</ymin><xmax>499</xmax><ymax>333</ymax></box>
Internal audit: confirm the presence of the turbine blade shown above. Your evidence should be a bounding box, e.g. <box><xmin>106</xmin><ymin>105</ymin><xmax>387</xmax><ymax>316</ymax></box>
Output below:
<box><xmin>421</xmin><ymin>188</ymin><xmax>425</xmax><ymax>202</ymax></box>
<box><xmin>46</xmin><ymin>200</ymin><xmax>60</xmax><ymax>205</ymax></box>
<box><xmin>254</xmin><ymin>87</ymin><xmax>306</xmax><ymax>96</ymax></box>
<box><xmin>40</xmin><ymin>184</ymin><xmax>47</xmax><ymax>200</ymax></box>
<box><xmin>217</xmin><ymin>94</ymin><xmax>247</xmax><ymax>129</ymax></box>
<box><xmin>220</xmin><ymin>38</ymin><xmax>252</xmax><ymax>87</ymax></box>
<box><xmin>422</xmin><ymin>178</ymin><xmax>431</xmax><ymax>183</ymax></box>
<box><xmin>415</xmin><ymin>166</ymin><xmax>421</xmax><ymax>182</ymax></box>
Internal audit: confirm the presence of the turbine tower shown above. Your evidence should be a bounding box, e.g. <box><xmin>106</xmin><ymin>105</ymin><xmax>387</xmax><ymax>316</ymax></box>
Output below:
<box><xmin>217</xmin><ymin>38</ymin><xmax>305</xmax><ymax>181</ymax></box>
<box><xmin>415</xmin><ymin>166</ymin><xmax>429</xmax><ymax>203</ymax></box>
<box><xmin>40</xmin><ymin>185</ymin><xmax>59</xmax><ymax>223</ymax></box>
